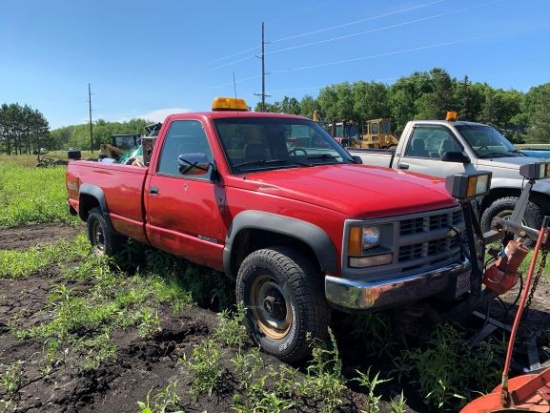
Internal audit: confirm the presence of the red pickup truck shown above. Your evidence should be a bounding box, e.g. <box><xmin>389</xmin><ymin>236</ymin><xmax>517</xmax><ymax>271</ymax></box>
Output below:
<box><xmin>66</xmin><ymin>97</ymin><xmax>472</xmax><ymax>362</ymax></box>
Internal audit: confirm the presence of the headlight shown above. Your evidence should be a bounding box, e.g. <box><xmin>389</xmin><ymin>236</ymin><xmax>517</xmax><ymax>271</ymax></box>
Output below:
<box><xmin>348</xmin><ymin>226</ymin><xmax>380</xmax><ymax>254</ymax></box>
<box><xmin>362</xmin><ymin>227</ymin><xmax>380</xmax><ymax>249</ymax></box>
<box><xmin>347</xmin><ymin>225</ymin><xmax>392</xmax><ymax>268</ymax></box>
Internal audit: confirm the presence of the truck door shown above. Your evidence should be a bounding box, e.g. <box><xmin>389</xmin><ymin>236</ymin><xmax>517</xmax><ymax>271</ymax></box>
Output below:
<box><xmin>145</xmin><ymin>119</ymin><xmax>226</xmax><ymax>270</ymax></box>
<box><xmin>396</xmin><ymin>125</ymin><xmax>475</xmax><ymax>178</ymax></box>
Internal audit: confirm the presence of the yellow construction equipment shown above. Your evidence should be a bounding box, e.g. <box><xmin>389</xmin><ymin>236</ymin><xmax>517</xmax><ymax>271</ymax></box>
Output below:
<box><xmin>325</xmin><ymin>118</ymin><xmax>399</xmax><ymax>149</ymax></box>
<box><xmin>359</xmin><ymin>118</ymin><xmax>399</xmax><ymax>149</ymax></box>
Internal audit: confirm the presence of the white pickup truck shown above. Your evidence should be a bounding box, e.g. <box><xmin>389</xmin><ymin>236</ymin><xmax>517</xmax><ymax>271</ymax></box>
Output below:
<box><xmin>349</xmin><ymin>118</ymin><xmax>550</xmax><ymax>233</ymax></box>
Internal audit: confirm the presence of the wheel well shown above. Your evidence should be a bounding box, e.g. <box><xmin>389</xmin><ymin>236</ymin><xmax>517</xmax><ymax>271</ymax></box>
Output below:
<box><xmin>481</xmin><ymin>188</ymin><xmax>550</xmax><ymax>214</ymax></box>
<box><xmin>481</xmin><ymin>188</ymin><xmax>521</xmax><ymax>210</ymax></box>
<box><xmin>229</xmin><ymin>228</ymin><xmax>321</xmax><ymax>279</ymax></box>
<box><xmin>79</xmin><ymin>194</ymin><xmax>101</xmax><ymax>221</ymax></box>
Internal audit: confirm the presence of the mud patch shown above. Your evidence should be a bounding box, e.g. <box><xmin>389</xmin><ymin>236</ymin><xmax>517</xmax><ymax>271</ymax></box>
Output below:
<box><xmin>0</xmin><ymin>223</ymin><xmax>82</xmax><ymax>251</ymax></box>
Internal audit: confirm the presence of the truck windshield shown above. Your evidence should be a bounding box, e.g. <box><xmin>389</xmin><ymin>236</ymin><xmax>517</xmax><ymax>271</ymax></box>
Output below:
<box><xmin>214</xmin><ymin>117</ymin><xmax>354</xmax><ymax>173</ymax></box>
<box><xmin>456</xmin><ymin>124</ymin><xmax>523</xmax><ymax>158</ymax></box>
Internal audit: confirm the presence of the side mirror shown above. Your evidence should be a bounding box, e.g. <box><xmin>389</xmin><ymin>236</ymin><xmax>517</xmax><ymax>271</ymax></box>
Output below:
<box><xmin>352</xmin><ymin>155</ymin><xmax>363</xmax><ymax>164</ymax></box>
<box><xmin>178</xmin><ymin>153</ymin><xmax>211</xmax><ymax>176</ymax></box>
<box><xmin>442</xmin><ymin>151</ymin><xmax>470</xmax><ymax>164</ymax></box>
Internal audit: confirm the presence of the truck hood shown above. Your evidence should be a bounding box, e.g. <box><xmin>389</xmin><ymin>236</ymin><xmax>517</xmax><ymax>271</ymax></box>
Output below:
<box><xmin>476</xmin><ymin>155</ymin><xmax>538</xmax><ymax>170</ymax></box>
<box><xmin>229</xmin><ymin>164</ymin><xmax>456</xmax><ymax>219</ymax></box>
<box><xmin>476</xmin><ymin>155</ymin><xmax>550</xmax><ymax>193</ymax></box>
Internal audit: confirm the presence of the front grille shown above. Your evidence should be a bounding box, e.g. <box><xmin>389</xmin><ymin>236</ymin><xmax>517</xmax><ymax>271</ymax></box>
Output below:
<box><xmin>401</xmin><ymin>209</ymin><xmax>463</xmax><ymax>235</ymax></box>
<box><xmin>343</xmin><ymin>205</ymin><xmax>466</xmax><ymax>280</ymax></box>
<box><xmin>398</xmin><ymin>206</ymin><xmax>464</xmax><ymax>265</ymax></box>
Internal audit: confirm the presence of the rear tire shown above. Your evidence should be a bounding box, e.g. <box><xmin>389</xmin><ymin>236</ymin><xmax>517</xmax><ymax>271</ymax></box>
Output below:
<box><xmin>87</xmin><ymin>207</ymin><xmax>125</xmax><ymax>257</ymax></box>
<box><xmin>236</xmin><ymin>247</ymin><xmax>329</xmax><ymax>363</ymax></box>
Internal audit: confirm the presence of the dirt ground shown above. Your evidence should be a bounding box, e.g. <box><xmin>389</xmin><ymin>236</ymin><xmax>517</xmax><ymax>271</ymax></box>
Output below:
<box><xmin>1</xmin><ymin>223</ymin><xmax>550</xmax><ymax>413</ymax></box>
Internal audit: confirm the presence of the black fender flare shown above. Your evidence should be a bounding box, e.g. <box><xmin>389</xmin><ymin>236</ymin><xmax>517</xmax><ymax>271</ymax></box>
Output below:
<box><xmin>223</xmin><ymin>210</ymin><xmax>337</xmax><ymax>278</ymax></box>
<box><xmin>79</xmin><ymin>183</ymin><xmax>116</xmax><ymax>233</ymax></box>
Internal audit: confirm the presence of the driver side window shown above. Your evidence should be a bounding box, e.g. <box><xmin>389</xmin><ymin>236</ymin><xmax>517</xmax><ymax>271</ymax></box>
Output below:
<box><xmin>157</xmin><ymin>120</ymin><xmax>213</xmax><ymax>179</ymax></box>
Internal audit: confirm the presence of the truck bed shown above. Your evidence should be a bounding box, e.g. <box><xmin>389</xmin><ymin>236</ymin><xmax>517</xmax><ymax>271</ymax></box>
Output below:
<box><xmin>67</xmin><ymin>160</ymin><xmax>149</xmax><ymax>243</ymax></box>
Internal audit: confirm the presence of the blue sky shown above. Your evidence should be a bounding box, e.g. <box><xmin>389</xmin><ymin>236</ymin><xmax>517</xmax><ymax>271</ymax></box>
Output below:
<box><xmin>1</xmin><ymin>0</ymin><xmax>549</xmax><ymax>130</ymax></box>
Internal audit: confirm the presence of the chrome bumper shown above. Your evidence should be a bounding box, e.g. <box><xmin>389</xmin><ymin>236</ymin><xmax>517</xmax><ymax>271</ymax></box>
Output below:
<box><xmin>325</xmin><ymin>259</ymin><xmax>471</xmax><ymax>312</ymax></box>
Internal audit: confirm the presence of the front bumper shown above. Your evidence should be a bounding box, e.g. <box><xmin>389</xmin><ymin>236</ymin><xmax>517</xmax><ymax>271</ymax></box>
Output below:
<box><xmin>325</xmin><ymin>259</ymin><xmax>471</xmax><ymax>312</ymax></box>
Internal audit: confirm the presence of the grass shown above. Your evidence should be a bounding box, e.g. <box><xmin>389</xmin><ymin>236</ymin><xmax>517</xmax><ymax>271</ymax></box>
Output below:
<box><xmin>0</xmin><ymin>235</ymin><xmax>89</xmax><ymax>278</ymax></box>
<box><xmin>0</xmin><ymin>162</ymin><xmax>79</xmax><ymax>228</ymax></box>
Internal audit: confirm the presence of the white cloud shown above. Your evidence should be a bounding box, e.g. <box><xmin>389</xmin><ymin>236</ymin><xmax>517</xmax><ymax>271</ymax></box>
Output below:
<box><xmin>136</xmin><ymin>108</ymin><xmax>192</xmax><ymax>123</ymax></box>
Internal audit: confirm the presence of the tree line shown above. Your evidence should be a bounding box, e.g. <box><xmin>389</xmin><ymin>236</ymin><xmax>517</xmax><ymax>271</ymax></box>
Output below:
<box><xmin>256</xmin><ymin>67</ymin><xmax>550</xmax><ymax>144</ymax></box>
<box><xmin>2</xmin><ymin>67</ymin><xmax>550</xmax><ymax>155</ymax></box>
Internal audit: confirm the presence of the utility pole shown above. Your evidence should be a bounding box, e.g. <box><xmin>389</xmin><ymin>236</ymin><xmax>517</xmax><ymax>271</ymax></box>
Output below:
<box><xmin>88</xmin><ymin>83</ymin><xmax>94</xmax><ymax>153</ymax></box>
<box><xmin>255</xmin><ymin>22</ymin><xmax>270</xmax><ymax>111</ymax></box>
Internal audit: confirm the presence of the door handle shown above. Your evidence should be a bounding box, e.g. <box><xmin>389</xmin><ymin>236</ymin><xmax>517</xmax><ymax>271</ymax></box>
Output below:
<box><xmin>149</xmin><ymin>186</ymin><xmax>159</xmax><ymax>195</ymax></box>
<box><xmin>398</xmin><ymin>163</ymin><xmax>409</xmax><ymax>170</ymax></box>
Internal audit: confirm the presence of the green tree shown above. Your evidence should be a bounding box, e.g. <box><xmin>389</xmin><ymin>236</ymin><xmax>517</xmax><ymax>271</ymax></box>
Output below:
<box><xmin>455</xmin><ymin>77</ymin><xmax>485</xmax><ymax>122</ymax></box>
<box><xmin>480</xmin><ymin>86</ymin><xmax>498</xmax><ymax>126</ymax></box>
<box><xmin>317</xmin><ymin>83</ymin><xmax>354</xmax><ymax>124</ymax></box>
<box><xmin>352</xmin><ymin>81</ymin><xmax>389</xmax><ymax>122</ymax></box>
<box><xmin>387</xmin><ymin>71</ymin><xmax>433</xmax><ymax>132</ymax></box>
<box><xmin>48</xmin><ymin>119</ymin><xmax>149</xmax><ymax>151</ymax></box>
<box><xmin>523</xmin><ymin>83</ymin><xmax>550</xmax><ymax>143</ymax></box>
<box><xmin>254</xmin><ymin>101</ymin><xmax>281</xmax><ymax>112</ymax></box>
<box><xmin>299</xmin><ymin>95</ymin><xmax>318</xmax><ymax>119</ymax></box>
<box><xmin>280</xmin><ymin>97</ymin><xmax>301</xmax><ymax>115</ymax></box>
<box><xmin>317</xmin><ymin>85</ymin><xmax>340</xmax><ymax>124</ymax></box>
<box><xmin>0</xmin><ymin>103</ymin><xmax>50</xmax><ymax>155</ymax></box>
<box><xmin>415</xmin><ymin>68</ymin><xmax>454</xmax><ymax>120</ymax></box>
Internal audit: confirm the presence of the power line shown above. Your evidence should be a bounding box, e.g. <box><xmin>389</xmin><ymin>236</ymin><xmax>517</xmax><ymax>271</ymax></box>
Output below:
<box><xmin>267</xmin><ymin>0</ymin><xmax>504</xmax><ymax>56</ymax></box>
<box><xmin>200</xmin><ymin>0</ymin><xmax>449</xmax><ymax>75</ymax></box>
<box><xmin>270</xmin><ymin>0</ymin><xmax>447</xmax><ymax>44</ymax></box>
<box><xmin>272</xmin><ymin>25</ymin><xmax>548</xmax><ymax>74</ymax></box>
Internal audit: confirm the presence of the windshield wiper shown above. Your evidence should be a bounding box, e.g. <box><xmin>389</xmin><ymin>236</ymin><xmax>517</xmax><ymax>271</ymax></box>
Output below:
<box><xmin>306</xmin><ymin>154</ymin><xmax>337</xmax><ymax>162</ymax></box>
<box><xmin>507</xmin><ymin>149</ymin><xmax>526</xmax><ymax>156</ymax></box>
<box><xmin>478</xmin><ymin>152</ymin><xmax>511</xmax><ymax>159</ymax></box>
<box><xmin>288</xmin><ymin>159</ymin><xmax>312</xmax><ymax>167</ymax></box>
<box><xmin>233</xmin><ymin>158</ymin><xmax>287</xmax><ymax>168</ymax></box>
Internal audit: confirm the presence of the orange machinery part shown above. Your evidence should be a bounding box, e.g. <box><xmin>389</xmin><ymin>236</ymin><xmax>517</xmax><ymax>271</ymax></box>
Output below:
<box><xmin>483</xmin><ymin>240</ymin><xmax>529</xmax><ymax>295</ymax></box>
<box><xmin>461</xmin><ymin>223</ymin><xmax>549</xmax><ymax>412</ymax></box>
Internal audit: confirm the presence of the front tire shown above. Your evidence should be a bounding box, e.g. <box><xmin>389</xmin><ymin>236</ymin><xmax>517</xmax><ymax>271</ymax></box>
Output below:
<box><xmin>480</xmin><ymin>196</ymin><xmax>543</xmax><ymax>241</ymax></box>
<box><xmin>236</xmin><ymin>247</ymin><xmax>329</xmax><ymax>363</ymax></box>
<box><xmin>87</xmin><ymin>207</ymin><xmax>125</xmax><ymax>257</ymax></box>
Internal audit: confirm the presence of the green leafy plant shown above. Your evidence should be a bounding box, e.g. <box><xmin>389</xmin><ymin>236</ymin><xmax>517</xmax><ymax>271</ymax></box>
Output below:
<box><xmin>341</xmin><ymin>312</ymin><xmax>406</xmax><ymax>358</ymax></box>
<box><xmin>297</xmin><ymin>330</ymin><xmax>346</xmax><ymax>413</ymax></box>
<box><xmin>0</xmin><ymin>360</ymin><xmax>26</xmax><ymax>395</ymax></box>
<box><xmin>354</xmin><ymin>367</ymin><xmax>392</xmax><ymax>413</ymax></box>
<box><xmin>179</xmin><ymin>339</ymin><xmax>226</xmax><ymax>396</ymax></box>
<box><xmin>389</xmin><ymin>392</ymin><xmax>407</xmax><ymax>413</ymax></box>
<box><xmin>137</xmin><ymin>381</ymin><xmax>185</xmax><ymax>413</ymax></box>
<box><xmin>136</xmin><ymin>308</ymin><xmax>161</xmax><ymax>338</ymax></box>
<box><xmin>75</xmin><ymin>332</ymin><xmax>117</xmax><ymax>372</ymax></box>
<box><xmin>392</xmin><ymin>323</ymin><xmax>502</xmax><ymax>410</ymax></box>
<box><xmin>213</xmin><ymin>303</ymin><xmax>249</xmax><ymax>349</ymax></box>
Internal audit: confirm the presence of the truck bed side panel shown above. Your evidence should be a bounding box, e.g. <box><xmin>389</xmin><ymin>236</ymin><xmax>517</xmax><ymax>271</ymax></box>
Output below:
<box><xmin>68</xmin><ymin>161</ymin><xmax>148</xmax><ymax>243</ymax></box>
<box><xmin>347</xmin><ymin>148</ymin><xmax>394</xmax><ymax>168</ymax></box>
